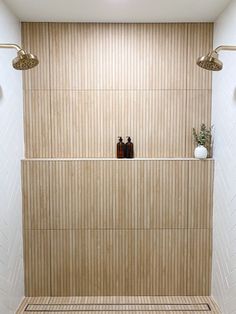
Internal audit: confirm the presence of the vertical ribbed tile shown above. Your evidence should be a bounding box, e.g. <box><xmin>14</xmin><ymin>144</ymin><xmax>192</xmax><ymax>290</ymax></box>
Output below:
<box><xmin>153</xmin><ymin>161</ymin><xmax>188</xmax><ymax>229</ymax></box>
<box><xmin>50</xmin><ymin>229</ymin><xmax>187</xmax><ymax>296</ymax></box>
<box><xmin>24</xmin><ymin>230</ymin><xmax>51</xmax><ymax>296</ymax></box>
<box><xmin>24</xmin><ymin>91</ymin><xmax>51</xmax><ymax>158</ymax></box>
<box><xmin>22</xmin><ymin>23</ymin><xmax>213</xmax><ymax>158</ymax></box>
<box><xmin>187</xmin><ymin>229</ymin><xmax>212</xmax><ymax>295</ymax></box>
<box><xmin>22</xmin><ymin>161</ymin><xmax>50</xmax><ymax>229</ymax></box>
<box><xmin>21</xmin><ymin>21</ymin><xmax>214</xmax><ymax>296</ymax></box>
<box><xmin>134</xmin><ymin>229</ymin><xmax>187</xmax><ymax>296</ymax></box>
<box><xmin>50</xmin><ymin>90</ymin><xmax>187</xmax><ymax>158</ymax></box>
<box><xmin>22</xmin><ymin>23</ymin><xmax>50</xmax><ymax>90</ymax></box>
<box><xmin>187</xmin><ymin>23</ymin><xmax>213</xmax><ymax>90</ymax></box>
<box><xmin>50</xmin><ymin>230</ymin><xmax>135</xmax><ymax>296</ymax></box>
<box><xmin>49</xmin><ymin>23</ymin><xmax>187</xmax><ymax>90</ymax></box>
<box><xmin>185</xmin><ymin>90</ymin><xmax>212</xmax><ymax>157</ymax></box>
<box><xmin>49</xmin><ymin>160</ymin><xmax>189</xmax><ymax>230</ymax></box>
<box><xmin>188</xmin><ymin>160</ymin><xmax>214</xmax><ymax>229</ymax></box>
<box><xmin>22</xmin><ymin>159</ymin><xmax>214</xmax><ymax>296</ymax></box>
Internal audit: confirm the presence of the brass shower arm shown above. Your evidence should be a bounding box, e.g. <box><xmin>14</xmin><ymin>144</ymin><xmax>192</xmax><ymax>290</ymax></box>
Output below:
<box><xmin>215</xmin><ymin>45</ymin><xmax>236</xmax><ymax>53</ymax></box>
<box><xmin>0</xmin><ymin>43</ymin><xmax>22</xmax><ymax>52</ymax></box>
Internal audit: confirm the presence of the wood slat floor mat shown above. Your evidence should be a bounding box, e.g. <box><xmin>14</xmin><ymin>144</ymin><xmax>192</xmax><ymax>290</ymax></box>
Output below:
<box><xmin>16</xmin><ymin>296</ymin><xmax>221</xmax><ymax>314</ymax></box>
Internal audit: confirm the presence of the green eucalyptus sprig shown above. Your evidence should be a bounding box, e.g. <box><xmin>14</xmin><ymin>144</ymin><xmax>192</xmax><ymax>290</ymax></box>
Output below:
<box><xmin>192</xmin><ymin>123</ymin><xmax>213</xmax><ymax>147</ymax></box>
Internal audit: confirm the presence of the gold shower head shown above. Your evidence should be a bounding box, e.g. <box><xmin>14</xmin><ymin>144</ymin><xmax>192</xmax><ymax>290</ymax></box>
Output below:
<box><xmin>197</xmin><ymin>45</ymin><xmax>236</xmax><ymax>72</ymax></box>
<box><xmin>197</xmin><ymin>51</ymin><xmax>223</xmax><ymax>71</ymax></box>
<box><xmin>0</xmin><ymin>43</ymin><xmax>39</xmax><ymax>70</ymax></box>
<box><xmin>12</xmin><ymin>49</ymin><xmax>39</xmax><ymax>70</ymax></box>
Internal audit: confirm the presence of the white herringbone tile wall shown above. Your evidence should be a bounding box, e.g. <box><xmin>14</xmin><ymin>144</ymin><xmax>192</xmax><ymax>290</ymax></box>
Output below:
<box><xmin>0</xmin><ymin>1</ymin><xmax>24</xmax><ymax>313</ymax></box>
<box><xmin>212</xmin><ymin>0</ymin><xmax>236</xmax><ymax>313</ymax></box>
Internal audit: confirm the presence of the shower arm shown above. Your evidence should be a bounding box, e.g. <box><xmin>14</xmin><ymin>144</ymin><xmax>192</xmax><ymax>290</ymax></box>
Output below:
<box><xmin>215</xmin><ymin>45</ymin><xmax>236</xmax><ymax>53</ymax></box>
<box><xmin>0</xmin><ymin>43</ymin><xmax>22</xmax><ymax>52</ymax></box>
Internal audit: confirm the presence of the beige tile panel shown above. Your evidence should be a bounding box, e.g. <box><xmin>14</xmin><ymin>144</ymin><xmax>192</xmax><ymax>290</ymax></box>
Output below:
<box><xmin>188</xmin><ymin>161</ymin><xmax>214</xmax><ymax>228</ymax></box>
<box><xmin>24</xmin><ymin>90</ymin><xmax>52</xmax><ymax>158</ymax></box>
<box><xmin>21</xmin><ymin>22</ymin><xmax>213</xmax><ymax>92</ymax></box>
<box><xmin>48</xmin><ymin>23</ymin><xmax>188</xmax><ymax>90</ymax></box>
<box><xmin>23</xmin><ymin>228</ymin><xmax>212</xmax><ymax>296</ymax></box>
<box><xmin>22</xmin><ymin>160</ymin><xmax>193</xmax><ymax>230</ymax></box>
<box><xmin>187</xmin><ymin>23</ymin><xmax>213</xmax><ymax>90</ymax></box>
<box><xmin>50</xmin><ymin>160</ymin><xmax>189</xmax><ymax>229</ymax></box>
<box><xmin>23</xmin><ymin>230</ymin><xmax>51</xmax><ymax>296</ymax></box>
<box><xmin>22</xmin><ymin>159</ymin><xmax>213</xmax><ymax>296</ymax></box>
<box><xmin>187</xmin><ymin>229</ymin><xmax>212</xmax><ymax>295</ymax></box>
<box><xmin>50</xmin><ymin>90</ymin><xmax>187</xmax><ymax>158</ymax></box>
<box><xmin>22</xmin><ymin>23</ymin><xmax>213</xmax><ymax>158</ymax></box>
<box><xmin>22</xmin><ymin>161</ymin><xmax>50</xmax><ymax>230</ymax></box>
<box><xmin>185</xmin><ymin>90</ymin><xmax>212</xmax><ymax>157</ymax></box>
<box><xmin>50</xmin><ymin>229</ymin><xmax>187</xmax><ymax>296</ymax></box>
<box><xmin>22</xmin><ymin>159</ymin><xmax>214</xmax><ymax>230</ymax></box>
<box><xmin>22</xmin><ymin>23</ymin><xmax>50</xmax><ymax>90</ymax></box>
<box><xmin>23</xmin><ymin>89</ymin><xmax>212</xmax><ymax>158</ymax></box>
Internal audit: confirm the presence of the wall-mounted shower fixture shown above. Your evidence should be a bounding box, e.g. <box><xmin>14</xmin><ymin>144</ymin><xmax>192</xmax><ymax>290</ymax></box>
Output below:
<box><xmin>0</xmin><ymin>43</ymin><xmax>39</xmax><ymax>70</ymax></box>
<box><xmin>197</xmin><ymin>45</ymin><xmax>236</xmax><ymax>71</ymax></box>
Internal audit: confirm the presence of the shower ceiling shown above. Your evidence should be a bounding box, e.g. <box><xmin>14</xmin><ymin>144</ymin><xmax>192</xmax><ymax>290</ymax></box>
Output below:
<box><xmin>3</xmin><ymin>0</ymin><xmax>232</xmax><ymax>22</ymax></box>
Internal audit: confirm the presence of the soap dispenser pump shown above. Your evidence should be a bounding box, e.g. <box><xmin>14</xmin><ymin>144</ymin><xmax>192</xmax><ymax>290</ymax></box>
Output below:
<box><xmin>117</xmin><ymin>136</ymin><xmax>125</xmax><ymax>158</ymax></box>
<box><xmin>126</xmin><ymin>136</ymin><xmax>134</xmax><ymax>158</ymax></box>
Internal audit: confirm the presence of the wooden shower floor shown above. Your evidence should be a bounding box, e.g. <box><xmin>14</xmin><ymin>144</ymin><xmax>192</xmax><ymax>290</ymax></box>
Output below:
<box><xmin>16</xmin><ymin>296</ymin><xmax>221</xmax><ymax>313</ymax></box>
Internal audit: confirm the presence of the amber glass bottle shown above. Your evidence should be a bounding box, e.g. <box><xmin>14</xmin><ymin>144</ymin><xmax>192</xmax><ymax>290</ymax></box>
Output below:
<box><xmin>117</xmin><ymin>137</ymin><xmax>125</xmax><ymax>158</ymax></box>
<box><xmin>126</xmin><ymin>136</ymin><xmax>134</xmax><ymax>158</ymax></box>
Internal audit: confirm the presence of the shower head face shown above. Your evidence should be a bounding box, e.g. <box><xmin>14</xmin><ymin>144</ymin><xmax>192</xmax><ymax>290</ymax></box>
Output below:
<box><xmin>196</xmin><ymin>51</ymin><xmax>223</xmax><ymax>71</ymax></box>
<box><xmin>12</xmin><ymin>49</ymin><xmax>39</xmax><ymax>70</ymax></box>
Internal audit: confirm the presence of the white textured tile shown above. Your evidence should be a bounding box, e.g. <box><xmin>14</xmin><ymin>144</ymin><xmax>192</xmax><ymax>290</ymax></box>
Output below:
<box><xmin>212</xmin><ymin>1</ymin><xmax>236</xmax><ymax>313</ymax></box>
<box><xmin>0</xmin><ymin>1</ymin><xmax>24</xmax><ymax>313</ymax></box>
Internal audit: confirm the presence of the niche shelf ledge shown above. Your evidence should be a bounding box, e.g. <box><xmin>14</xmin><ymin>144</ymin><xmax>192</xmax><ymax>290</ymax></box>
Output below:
<box><xmin>22</xmin><ymin>157</ymin><xmax>214</xmax><ymax>161</ymax></box>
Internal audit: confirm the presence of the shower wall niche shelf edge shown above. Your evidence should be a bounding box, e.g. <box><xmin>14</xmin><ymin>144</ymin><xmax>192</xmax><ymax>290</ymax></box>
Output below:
<box><xmin>22</xmin><ymin>157</ymin><xmax>214</xmax><ymax>161</ymax></box>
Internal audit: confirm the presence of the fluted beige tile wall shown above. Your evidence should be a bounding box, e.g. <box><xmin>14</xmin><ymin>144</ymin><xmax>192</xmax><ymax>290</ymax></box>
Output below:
<box><xmin>22</xmin><ymin>160</ymin><xmax>213</xmax><ymax>296</ymax></box>
<box><xmin>21</xmin><ymin>23</ymin><xmax>214</xmax><ymax>297</ymax></box>
<box><xmin>22</xmin><ymin>23</ymin><xmax>212</xmax><ymax>158</ymax></box>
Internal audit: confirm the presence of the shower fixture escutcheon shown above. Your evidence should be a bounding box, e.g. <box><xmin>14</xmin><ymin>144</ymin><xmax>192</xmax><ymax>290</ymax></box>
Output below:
<box><xmin>197</xmin><ymin>45</ymin><xmax>236</xmax><ymax>71</ymax></box>
<box><xmin>0</xmin><ymin>43</ymin><xmax>39</xmax><ymax>70</ymax></box>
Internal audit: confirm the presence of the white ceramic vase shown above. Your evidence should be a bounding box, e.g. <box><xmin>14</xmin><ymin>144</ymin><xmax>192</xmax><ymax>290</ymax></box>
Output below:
<box><xmin>194</xmin><ymin>145</ymin><xmax>208</xmax><ymax>159</ymax></box>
